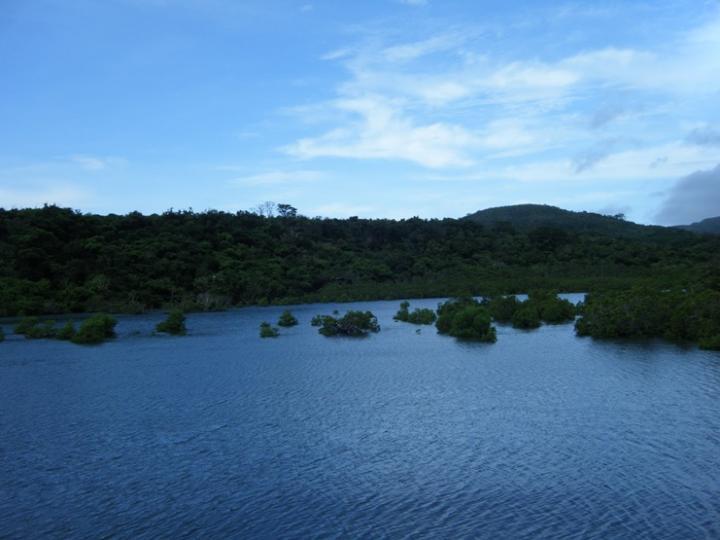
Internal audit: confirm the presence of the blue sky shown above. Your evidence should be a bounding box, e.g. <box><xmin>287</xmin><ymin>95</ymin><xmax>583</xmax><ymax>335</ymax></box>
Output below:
<box><xmin>1</xmin><ymin>0</ymin><xmax>719</xmax><ymax>224</ymax></box>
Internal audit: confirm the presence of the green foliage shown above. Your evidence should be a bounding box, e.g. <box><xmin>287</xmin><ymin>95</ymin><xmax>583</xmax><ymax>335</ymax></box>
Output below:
<box><xmin>487</xmin><ymin>295</ymin><xmax>521</xmax><ymax>322</ymax></box>
<box><xmin>407</xmin><ymin>308</ymin><xmax>437</xmax><ymax>325</ymax></box>
<box><xmin>56</xmin><ymin>321</ymin><xmax>76</xmax><ymax>341</ymax></box>
<box><xmin>436</xmin><ymin>298</ymin><xmax>496</xmax><ymax>341</ymax></box>
<box><xmin>277</xmin><ymin>309</ymin><xmax>298</xmax><ymax>327</ymax></box>
<box><xmin>699</xmin><ymin>335</ymin><xmax>720</xmax><ymax>351</ymax></box>
<box><xmin>310</xmin><ymin>314</ymin><xmax>328</xmax><ymax>327</ymax></box>
<box><xmin>511</xmin><ymin>306</ymin><xmax>541</xmax><ymax>329</ymax></box>
<box><xmin>394</xmin><ymin>301</ymin><xmax>436</xmax><ymax>325</ymax></box>
<box><xmin>575</xmin><ymin>288</ymin><xmax>720</xmax><ymax>349</ymax></box>
<box><xmin>259</xmin><ymin>322</ymin><xmax>279</xmax><ymax>338</ymax></box>
<box><xmin>316</xmin><ymin>310</ymin><xmax>380</xmax><ymax>337</ymax></box>
<box><xmin>156</xmin><ymin>309</ymin><xmax>187</xmax><ymax>335</ymax></box>
<box><xmin>487</xmin><ymin>291</ymin><xmax>574</xmax><ymax>328</ymax></box>
<box><xmin>0</xmin><ymin>205</ymin><xmax>716</xmax><ymax>316</ymax></box>
<box><xmin>394</xmin><ymin>301</ymin><xmax>411</xmax><ymax>322</ymax></box>
<box><xmin>25</xmin><ymin>320</ymin><xmax>58</xmax><ymax>339</ymax></box>
<box><xmin>14</xmin><ymin>316</ymin><xmax>41</xmax><ymax>335</ymax></box>
<box><xmin>529</xmin><ymin>291</ymin><xmax>576</xmax><ymax>324</ymax></box>
<box><xmin>72</xmin><ymin>314</ymin><xmax>117</xmax><ymax>345</ymax></box>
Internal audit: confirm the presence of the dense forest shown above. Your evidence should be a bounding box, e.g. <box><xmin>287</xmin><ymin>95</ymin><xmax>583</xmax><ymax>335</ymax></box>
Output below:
<box><xmin>0</xmin><ymin>204</ymin><xmax>719</xmax><ymax>317</ymax></box>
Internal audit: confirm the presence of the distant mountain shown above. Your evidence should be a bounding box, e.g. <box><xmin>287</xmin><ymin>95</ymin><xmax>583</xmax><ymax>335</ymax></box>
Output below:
<box><xmin>464</xmin><ymin>204</ymin><xmax>665</xmax><ymax>237</ymax></box>
<box><xmin>676</xmin><ymin>216</ymin><xmax>720</xmax><ymax>235</ymax></box>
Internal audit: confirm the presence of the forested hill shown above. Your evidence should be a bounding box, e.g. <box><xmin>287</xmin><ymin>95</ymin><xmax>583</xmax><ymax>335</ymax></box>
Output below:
<box><xmin>464</xmin><ymin>204</ymin><xmax>672</xmax><ymax>238</ymax></box>
<box><xmin>1</xmin><ymin>205</ymin><xmax>718</xmax><ymax>316</ymax></box>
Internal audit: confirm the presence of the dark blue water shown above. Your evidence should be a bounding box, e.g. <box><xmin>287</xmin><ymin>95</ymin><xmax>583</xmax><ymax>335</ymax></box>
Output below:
<box><xmin>2</xmin><ymin>295</ymin><xmax>720</xmax><ymax>539</ymax></box>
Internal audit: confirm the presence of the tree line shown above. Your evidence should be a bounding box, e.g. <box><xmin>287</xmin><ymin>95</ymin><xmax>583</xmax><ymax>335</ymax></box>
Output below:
<box><xmin>0</xmin><ymin>204</ymin><xmax>718</xmax><ymax>317</ymax></box>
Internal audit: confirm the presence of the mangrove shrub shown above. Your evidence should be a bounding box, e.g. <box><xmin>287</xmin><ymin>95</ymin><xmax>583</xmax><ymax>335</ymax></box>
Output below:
<box><xmin>156</xmin><ymin>309</ymin><xmax>187</xmax><ymax>335</ymax></box>
<box><xmin>315</xmin><ymin>310</ymin><xmax>380</xmax><ymax>337</ymax></box>
<box><xmin>436</xmin><ymin>298</ymin><xmax>496</xmax><ymax>342</ymax></box>
<box><xmin>277</xmin><ymin>310</ymin><xmax>299</xmax><ymax>327</ymax></box>
<box><xmin>72</xmin><ymin>314</ymin><xmax>117</xmax><ymax>345</ymax></box>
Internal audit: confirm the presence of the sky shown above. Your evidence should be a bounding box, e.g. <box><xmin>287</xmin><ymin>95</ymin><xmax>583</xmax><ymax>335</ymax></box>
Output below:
<box><xmin>1</xmin><ymin>0</ymin><xmax>719</xmax><ymax>224</ymax></box>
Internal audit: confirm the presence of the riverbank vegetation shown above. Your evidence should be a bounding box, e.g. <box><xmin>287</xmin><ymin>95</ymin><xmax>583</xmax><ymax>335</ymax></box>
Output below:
<box><xmin>1</xmin><ymin>205</ymin><xmax>718</xmax><ymax>317</ymax></box>
<box><xmin>575</xmin><ymin>287</ymin><xmax>720</xmax><ymax>350</ymax></box>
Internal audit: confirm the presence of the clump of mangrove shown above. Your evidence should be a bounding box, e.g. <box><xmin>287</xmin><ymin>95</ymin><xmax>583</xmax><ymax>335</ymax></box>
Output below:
<box><xmin>486</xmin><ymin>291</ymin><xmax>576</xmax><ymax>329</ymax></box>
<box><xmin>313</xmin><ymin>310</ymin><xmax>380</xmax><ymax>337</ymax></box>
<box><xmin>436</xmin><ymin>297</ymin><xmax>497</xmax><ymax>342</ymax></box>
<box><xmin>56</xmin><ymin>321</ymin><xmax>76</xmax><ymax>341</ymax></box>
<box><xmin>394</xmin><ymin>301</ymin><xmax>437</xmax><ymax>325</ymax></box>
<box><xmin>156</xmin><ymin>309</ymin><xmax>187</xmax><ymax>335</ymax></box>
<box><xmin>259</xmin><ymin>322</ymin><xmax>279</xmax><ymax>338</ymax></box>
<box><xmin>277</xmin><ymin>310</ymin><xmax>298</xmax><ymax>327</ymax></box>
<box><xmin>72</xmin><ymin>314</ymin><xmax>117</xmax><ymax>345</ymax></box>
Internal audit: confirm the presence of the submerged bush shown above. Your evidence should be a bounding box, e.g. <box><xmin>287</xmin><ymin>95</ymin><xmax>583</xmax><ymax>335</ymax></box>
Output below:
<box><xmin>487</xmin><ymin>295</ymin><xmax>521</xmax><ymax>322</ymax></box>
<box><xmin>436</xmin><ymin>298</ymin><xmax>496</xmax><ymax>342</ymax></box>
<box><xmin>24</xmin><ymin>320</ymin><xmax>58</xmax><ymax>339</ymax></box>
<box><xmin>14</xmin><ymin>316</ymin><xmax>41</xmax><ymax>335</ymax></box>
<box><xmin>531</xmin><ymin>291</ymin><xmax>576</xmax><ymax>324</ymax></box>
<box><xmin>277</xmin><ymin>310</ymin><xmax>298</xmax><ymax>327</ymax></box>
<box><xmin>511</xmin><ymin>306</ymin><xmax>541</xmax><ymax>329</ymax></box>
<box><xmin>56</xmin><ymin>321</ymin><xmax>76</xmax><ymax>341</ymax></box>
<box><xmin>394</xmin><ymin>301</ymin><xmax>436</xmax><ymax>325</ymax></box>
<box><xmin>0</xmin><ymin>327</ymin><xmax>4</xmax><ymax>342</ymax></box>
<box><xmin>394</xmin><ymin>301</ymin><xmax>410</xmax><ymax>322</ymax></box>
<box><xmin>156</xmin><ymin>309</ymin><xmax>187</xmax><ymax>335</ymax></box>
<box><xmin>72</xmin><ymin>314</ymin><xmax>117</xmax><ymax>345</ymax></box>
<box><xmin>407</xmin><ymin>308</ymin><xmax>437</xmax><ymax>325</ymax></box>
<box><xmin>260</xmin><ymin>321</ymin><xmax>279</xmax><ymax>338</ymax></box>
<box><xmin>316</xmin><ymin>310</ymin><xmax>380</xmax><ymax>337</ymax></box>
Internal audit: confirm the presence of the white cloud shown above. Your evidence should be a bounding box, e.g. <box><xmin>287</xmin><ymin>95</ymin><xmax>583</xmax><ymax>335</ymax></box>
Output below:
<box><xmin>287</xmin><ymin>9</ymin><xmax>720</xmax><ymax>173</ymax></box>
<box><xmin>70</xmin><ymin>155</ymin><xmax>125</xmax><ymax>171</ymax></box>
<box><xmin>285</xmin><ymin>95</ymin><xmax>477</xmax><ymax>168</ymax></box>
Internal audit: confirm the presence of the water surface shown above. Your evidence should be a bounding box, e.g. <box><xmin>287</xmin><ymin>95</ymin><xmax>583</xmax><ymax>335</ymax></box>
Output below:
<box><xmin>1</xmin><ymin>295</ymin><xmax>719</xmax><ymax>538</ymax></box>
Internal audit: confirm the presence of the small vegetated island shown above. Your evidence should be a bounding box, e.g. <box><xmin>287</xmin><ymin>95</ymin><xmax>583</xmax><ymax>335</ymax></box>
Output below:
<box><xmin>394</xmin><ymin>301</ymin><xmax>437</xmax><ymax>325</ymax></box>
<box><xmin>435</xmin><ymin>297</ymin><xmax>497</xmax><ymax>342</ymax></box>
<box><xmin>12</xmin><ymin>314</ymin><xmax>118</xmax><ymax>345</ymax></box>
<box><xmin>156</xmin><ymin>309</ymin><xmax>187</xmax><ymax>335</ymax></box>
<box><xmin>486</xmin><ymin>291</ymin><xmax>576</xmax><ymax>329</ymax></box>
<box><xmin>311</xmin><ymin>310</ymin><xmax>380</xmax><ymax>337</ymax></box>
<box><xmin>277</xmin><ymin>310</ymin><xmax>298</xmax><ymax>327</ymax></box>
<box><xmin>259</xmin><ymin>322</ymin><xmax>280</xmax><ymax>338</ymax></box>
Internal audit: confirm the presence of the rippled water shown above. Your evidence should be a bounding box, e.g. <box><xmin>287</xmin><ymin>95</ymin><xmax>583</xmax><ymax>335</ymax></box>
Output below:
<box><xmin>1</xmin><ymin>295</ymin><xmax>720</xmax><ymax>539</ymax></box>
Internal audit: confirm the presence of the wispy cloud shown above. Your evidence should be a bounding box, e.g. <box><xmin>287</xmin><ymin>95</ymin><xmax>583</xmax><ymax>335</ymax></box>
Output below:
<box><xmin>230</xmin><ymin>169</ymin><xmax>325</xmax><ymax>185</ymax></box>
<box><xmin>286</xmin><ymin>8</ymin><xmax>720</xmax><ymax>178</ymax></box>
<box><xmin>70</xmin><ymin>155</ymin><xmax>125</xmax><ymax>171</ymax></box>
